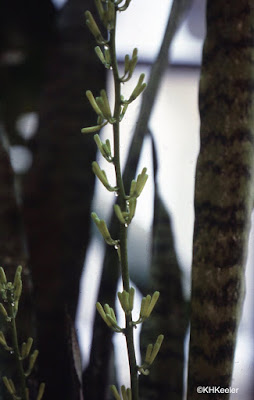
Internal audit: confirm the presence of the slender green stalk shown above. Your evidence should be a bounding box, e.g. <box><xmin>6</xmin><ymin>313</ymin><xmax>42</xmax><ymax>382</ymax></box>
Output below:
<box><xmin>83</xmin><ymin>2</ymin><xmax>163</xmax><ymax>399</ymax></box>
<box><xmin>109</xmin><ymin>10</ymin><xmax>138</xmax><ymax>399</ymax></box>
<box><xmin>8</xmin><ymin>303</ymin><xmax>28</xmax><ymax>400</ymax></box>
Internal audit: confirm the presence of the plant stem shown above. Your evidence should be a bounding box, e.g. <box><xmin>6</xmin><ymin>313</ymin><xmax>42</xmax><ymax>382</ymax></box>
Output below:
<box><xmin>110</xmin><ymin>10</ymin><xmax>139</xmax><ymax>400</ymax></box>
<box><xmin>8</xmin><ymin>303</ymin><xmax>28</xmax><ymax>400</ymax></box>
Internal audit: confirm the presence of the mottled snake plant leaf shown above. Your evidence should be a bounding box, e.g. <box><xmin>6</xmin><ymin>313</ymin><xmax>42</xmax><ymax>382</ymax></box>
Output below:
<box><xmin>187</xmin><ymin>1</ymin><xmax>254</xmax><ymax>399</ymax></box>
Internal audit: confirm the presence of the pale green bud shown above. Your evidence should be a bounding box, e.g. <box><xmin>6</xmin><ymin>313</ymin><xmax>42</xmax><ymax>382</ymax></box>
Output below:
<box><xmin>148</xmin><ymin>335</ymin><xmax>164</xmax><ymax>365</ymax></box>
<box><xmin>36</xmin><ymin>383</ymin><xmax>45</xmax><ymax>400</ymax></box>
<box><xmin>21</xmin><ymin>337</ymin><xmax>33</xmax><ymax>359</ymax></box>
<box><xmin>128</xmin><ymin>73</ymin><xmax>146</xmax><ymax>102</ymax></box>
<box><xmin>128</xmin><ymin>287</ymin><xmax>135</xmax><ymax>312</ymax></box>
<box><xmin>0</xmin><ymin>303</ymin><xmax>8</xmax><ymax>318</ymax></box>
<box><xmin>129</xmin><ymin>180</ymin><xmax>137</xmax><ymax>197</ymax></box>
<box><xmin>25</xmin><ymin>349</ymin><xmax>39</xmax><ymax>377</ymax></box>
<box><xmin>0</xmin><ymin>331</ymin><xmax>11</xmax><ymax>350</ymax></box>
<box><xmin>0</xmin><ymin>267</ymin><xmax>7</xmax><ymax>284</ymax></box>
<box><xmin>100</xmin><ymin>89</ymin><xmax>112</xmax><ymax>121</ymax></box>
<box><xmin>105</xmin><ymin>313</ymin><xmax>121</xmax><ymax>331</ymax></box>
<box><xmin>135</xmin><ymin>168</ymin><xmax>148</xmax><ymax>197</ymax></box>
<box><xmin>81</xmin><ymin>121</ymin><xmax>107</xmax><ymax>134</ymax></box>
<box><xmin>94</xmin><ymin>135</ymin><xmax>112</xmax><ymax>161</ymax></box>
<box><xmin>86</xmin><ymin>90</ymin><xmax>103</xmax><ymax>116</ymax></box>
<box><xmin>128</xmin><ymin>197</ymin><xmax>137</xmax><ymax>222</ymax></box>
<box><xmin>146</xmin><ymin>291</ymin><xmax>160</xmax><ymax>317</ymax></box>
<box><xmin>95</xmin><ymin>46</ymin><xmax>106</xmax><ymax>65</ymax></box>
<box><xmin>128</xmin><ymin>48</ymin><xmax>138</xmax><ymax>77</ymax></box>
<box><xmin>104</xmin><ymin>139</ymin><xmax>112</xmax><ymax>158</ymax></box>
<box><xmin>124</xmin><ymin>54</ymin><xmax>130</xmax><ymax>75</ymax></box>
<box><xmin>121</xmin><ymin>385</ymin><xmax>128</xmax><ymax>400</ymax></box>
<box><xmin>14</xmin><ymin>266</ymin><xmax>22</xmax><ymax>303</ymax></box>
<box><xmin>110</xmin><ymin>385</ymin><xmax>121</xmax><ymax>400</ymax></box>
<box><xmin>114</xmin><ymin>204</ymin><xmax>126</xmax><ymax>225</ymax></box>
<box><xmin>145</xmin><ymin>343</ymin><xmax>153</xmax><ymax>364</ymax></box>
<box><xmin>103</xmin><ymin>1</ymin><xmax>115</xmax><ymax>30</ymax></box>
<box><xmin>2</xmin><ymin>377</ymin><xmax>15</xmax><ymax>395</ymax></box>
<box><xmin>104</xmin><ymin>46</ymin><xmax>111</xmax><ymax>67</ymax></box>
<box><xmin>140</xmin><ymin>294</ymin><xmax>152</xmax><ymax>319</ymax></box>
<box><xmin>94</xmin><ymin>0</ymin><xmax>104</xmax><ymax>21</ymax></box>
<box><xmin>119</xmin><ymin>290</ymin><xmax>130</xmax><ymax>313</ymax></box>
<box><xmin>92</xmin><ymin>161</ymin><xmax>116</xmax><ymax>191</ymax></box>
<box><xmin>96</xmin><ymin>302</ymin><xmax>112</xmax><ymax>327</ymax></box>
<box><xmin>91</xmin><ymin>212</ymin><xmax>117</xmax><ymax>245</ymax></box>
<box><xmin>85</xmin><ymin>11</ymin><xmax>103</xmax><ymax>42</ymax></box>
<box><xmin>127</xmin><ymin>387</ymin><xmax>132</xmax><ymax>400</ymax></box>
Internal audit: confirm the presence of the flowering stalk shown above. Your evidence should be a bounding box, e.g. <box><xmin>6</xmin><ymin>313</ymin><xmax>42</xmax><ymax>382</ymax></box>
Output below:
<box><xmin>82</xmin><ymin>1</ymin><xmax>163</xmax><ymax>399</ymax></box>
<box><xmin>0</xmin><ymin>266</ymin><xmax>45</xmax><ymax>400</ymax></box>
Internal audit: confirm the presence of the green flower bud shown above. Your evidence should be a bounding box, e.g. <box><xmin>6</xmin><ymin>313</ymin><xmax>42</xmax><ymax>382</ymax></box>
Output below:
<box><xmin>126</xmin><ymin>387</ymin><xmax>132</xmax><ymax>400</ymax></box>
<box><xmin>21</xmin><ymin>337</ymin><xmax>33</xmax><ymax>359</ymax></box>
<box><xmin>103</xmin><ymin>1</ymin><xmax>115</xmax><ymax>30</ymax></box>
<box><xmin>86</xmin><ymin>90</ymin><xmax>103</xmax><ymax>116</ymax></box>
<box><xmin>2</xmin><ymin>377</ymin><xmax>15</xmax><ymax>395</ymax></box>
<box><xmin>92</xmin><ymin>161</ymin><xmax>116</xmax><ymax>191</ymax></box>
<box><xmin>96</xmin><ymin>302</ymin><xmax>112</xmax><ymax>327</ymax></box>
<box><xmin>14</xmin><ymin>266</ymin><xmax>22</xmax><ymax>303</ymax></box>
<box><xmin>36</xmin><ymin>383</ymin><xmax>45</xmax><ymax>400</ymax></box>
<box><xmin>114</xmin><ymin>204</ymin><xmax>126</xmax><ymax>225</ymax></box>
<box><xmin>140</xmin><ymin>294</ymin><xmax>151</xmax><ymax>319</ymax></box>
<box><xmin>124</xmin><ymin>54</ymin><xmax>130</xmax><ymax>75</ymax></box>
<box><xmin>121</xmin><ymin>385</ymin><xmax>129</xmax><ymax>400</ymax></box>
<box><xmin>81</xmin><ymin>121</ymin><xmax>108</xmax><ymax>134</ymax></box>
<box><xmin>94</xmin><ymin>0</ymin><xmax>104</xmax><ymax>21</ymax></box>
<box><xmin>0</xmin><ymin>267</ymin><xmax>7</xmax><ymax>284</ymax></box>
<box><xmin>110</xmin><ymin>385</ymin><xmax>121</xmax><ymax>400</ymax></box>
<box><xmin>100</xmin><ymin>89</ymin><xmax>112</xmax><ymax>121</ymax></box>
<box><xmin>91</xmin><ymin>212</ymin><xmax>117</xmax><ymax>245</ymax></box>
<box><xmin>128</xmin><ymin>48</ymin><xmax>138</xmax><ymax>77</ymax></box>
<box><xmin>128</xmin><ymin>73</ymin><xmax>146</xmax><ymax>102</ymax></box>
<box><xmin>145</xmin><ymin>343</ymin><xmax>153</xmax><ymax>364</ymax></box>
<box><xmin>94</xmin><ymin>134</ymin><xmax>112</xmax><ymax>161</ymax></box>
<box><xmin>0</xmin><ymin>303</ymin><xmax>8</xmax><ymax>318</ymax></box>
<box><xmin>148</xmin><ymin>335</ymin><xmax>164</xmax><ymax>365</ymax></box>
<box><xmin>85</xmin><ymin>11</ymin><xmax>103</xmax><ymax>42</ymax></box>
<box><xmin>146</xmin><ymin>291</ymin><xmax>160</xmax><ymax>317</ymax></box>
<box><xmin>0</xmin><ymin>331</ymin><xmax>10</xmax><ymax>350</ymax></box>
<box><xmin>128</xmin><ymin>197</ymin><xmax>137</xmax><ymax>222</ymax></box>
<box><xmin>135</xmin><ymin>168</ymin><xmax>148</xmax><ymax>197</ymax></box>
<box><xmin>129</xmin><ymin>180</ymin><xmax>137</xmax><ymax>197</ymax></box>
<box><xmin>25</xmin><ymin>349</ymin><xmax>39</xmax><ymax>377</ymax></box>
<box><xmin>128</xmin><ymin>287</ymin><xmax>135</xmax><ymax>312</ymax></box>
<box><xmin>95</xmin><ymin>46</ymin><xmax>106</xmax><ymax>65</ymax></box>
<box><xmin>104</xmin><ymin>45</ymin><xmax>111</xmax><ymax>67</ymax></box>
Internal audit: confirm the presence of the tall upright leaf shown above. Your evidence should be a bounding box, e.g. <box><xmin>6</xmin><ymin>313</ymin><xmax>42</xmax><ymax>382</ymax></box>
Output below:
<box><xmin>187</xmin><ymin>2</ymin><xmax>254</xmax><ymax>399</ymax></box>
<box><xmin>139</xmin><ymin>135</ymin><xmax>187</xmax><ymax>400</ymax></box>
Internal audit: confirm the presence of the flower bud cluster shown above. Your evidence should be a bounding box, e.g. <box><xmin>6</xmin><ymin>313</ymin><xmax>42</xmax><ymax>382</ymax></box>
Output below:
<box><xmin>0</xmin><ymin>266</ymin><xmax>45</xmax><ymax>400</ymax></box>
<box><xmin>83</xmin><ymin>1</ymin><xmax>164</xmax><ymax>396</ymax></box>
<box><xmin>96</xmin><ymin>302</ymin><xmax>122</xmax><ymax>332</ymax></box>
<box><xmin>0</xmin><ymin>266</ymin><xmax>22</xmax><ymax>320</ymax></box>
<box><xmin>91</xmin><ymin>212</ymin><xmax>119</xmax><ymax>248</ymax></box>
<box><xmin>111</xmin><ymin>384</ymin><xmax>132</xmax><ymax>400</ymax></box>
<box><xmin>118</xmin><ymin>287</ymin><xmax>135</xmax><ymax>315</ymax></box>
<box><xmin>138</xmin><ymin>335</ymin><xmax>164</xmax><ymax>375</ymax></box>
